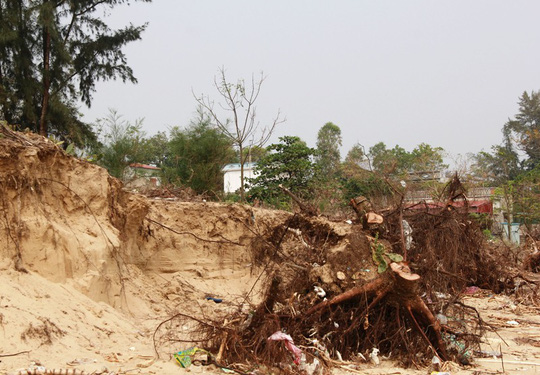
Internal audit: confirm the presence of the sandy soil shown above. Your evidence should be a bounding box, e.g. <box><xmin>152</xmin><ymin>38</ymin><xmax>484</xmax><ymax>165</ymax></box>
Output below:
<box><xmin>0</xmin><ymin>131</ymin><xmax>539</xmax><ymax>375</ymax></box>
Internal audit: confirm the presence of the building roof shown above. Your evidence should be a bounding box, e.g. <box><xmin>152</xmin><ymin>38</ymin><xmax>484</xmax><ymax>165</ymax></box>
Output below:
<box><xmin>222</xmin><ymin>162</ymin><xmax>257</xmax><ymax>172</ymax></box>
<box><xmin>129</xmin><ymin>163</ymin><xmax>161</xmax><ymax>170</ymax></box>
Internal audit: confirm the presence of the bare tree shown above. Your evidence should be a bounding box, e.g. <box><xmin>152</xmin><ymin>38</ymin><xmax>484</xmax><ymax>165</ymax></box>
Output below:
<box><xmin>194</xmin><ymin>68</ymin><xmax>285</xmax><ymax>201</ymax></box>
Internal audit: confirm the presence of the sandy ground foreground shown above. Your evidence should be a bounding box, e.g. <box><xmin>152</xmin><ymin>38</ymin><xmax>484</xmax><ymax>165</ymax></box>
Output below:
<box><xmin>1</xmin><ymin>275</ymin><xmax>539</xmax><ymax>375</ymax></box>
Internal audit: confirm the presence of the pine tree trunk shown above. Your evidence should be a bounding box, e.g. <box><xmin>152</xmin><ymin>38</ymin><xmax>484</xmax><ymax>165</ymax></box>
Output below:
<box><xmin>39</xmin><ymin>3</ymin><xmax>51</xmax><ymax>137</ymax></box>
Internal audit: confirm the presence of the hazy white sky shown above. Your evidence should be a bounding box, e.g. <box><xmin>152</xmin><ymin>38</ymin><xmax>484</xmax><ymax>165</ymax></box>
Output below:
<box><xmin>82</xmin><ymin>1</ymin><xmax>540</xmax><ymax>162</ymax></box>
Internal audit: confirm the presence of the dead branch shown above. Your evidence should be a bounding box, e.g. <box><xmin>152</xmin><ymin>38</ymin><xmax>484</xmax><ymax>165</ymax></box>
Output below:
<box><xmin>278</xmin><ymin>184</ymin><xmax>319</xmax><ymax>216</ymax></box>
<box><xmin>0</xmin><ymin>350</ymin><xmax>31</xmax><ymax>357</ymax></box>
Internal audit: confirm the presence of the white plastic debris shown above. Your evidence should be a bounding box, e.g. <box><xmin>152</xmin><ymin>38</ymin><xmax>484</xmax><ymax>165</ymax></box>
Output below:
<box><xmin>402</xmin><ymin>219</ymin><xmax>413</xmax><ymax>250</ymax></box>
<box><xmin>299</xmin><ymin>354</ymin><xmax>320</xmax><ymax>375</ymax></box>
<box><xmin>314</xmin><ymin>286</ymin><xmax>326</xmax><ymax>298</ymax></box>
<box><xmin>432</xmin><ymin>355</ymin><xmax>441</xmax><ymax>371</ymax></box>
<box><xmin>506</xmin><ymin>320</ymin><xmax>519</xmax><ymax>326</ymax></box>
<box><xmin>435</xmin><ymin>313</ymin><xmax>448</xmax><ymax>325</ymax></box>
<box><xmin>370</xmin><ymin>348</ymin><xmax>380</xmax><ymax>365</ymax></box>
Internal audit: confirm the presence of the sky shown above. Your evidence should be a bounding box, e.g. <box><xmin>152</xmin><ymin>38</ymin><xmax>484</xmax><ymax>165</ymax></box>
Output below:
<box><xmin>81</xmin><ymin>1</ymin><xmax>540</xmax><ymax>164</ymax></box>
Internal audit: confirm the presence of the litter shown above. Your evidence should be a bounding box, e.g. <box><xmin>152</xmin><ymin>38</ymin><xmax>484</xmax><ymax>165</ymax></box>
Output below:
<box><xmin>267</xmin><ymin>330</ymin><xmax>302</xmax><ymax>365</ymax></box>
<box><xmin>431</xmin><ymin>355</ymin><xmax>441</xmax><ymax>371</ymax></box>
<box><xmin>474</xmin><ymin>350</ymin><xmax>502</xmax><ymax>358</ymax></box>
<box><xmin>313</xmin><ymin>286</ymin><xmax>326</xmax><ymax>298</ymax></box>
<box><xmin>435</xmin><ymin>313</ymin><xmax>448</xmax><ymax>325</ymax></box>
<box><xmin>463</xmin><ymin>286</ymin><xmax>481</xmax><ymax>295</ymax></box>
<box><xmin>66</xmin><ymin>358</ymin><xmax>96</xmax><ymax>366</ymax></box>
<box><xmin>370</xmin><ymin>348</ymin><xmax>380</xmax><ymax>365</ymax></box>
<box><xmin>174</xmin><ymin>347</ymin><xmax>210</xmax><ymax>368</ymax></box>
<box><xmin>205</xmin><ymin>296</ymin><xmax>223</xmax><ymax>303</ymax></box>
<box><xmin>299</xmin><ymin>355</ymin><xmax>320</xmax><ymax>375</ymax></box>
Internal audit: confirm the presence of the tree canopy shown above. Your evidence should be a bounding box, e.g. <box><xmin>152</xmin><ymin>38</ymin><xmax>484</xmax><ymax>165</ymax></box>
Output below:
<box><xmin>0</xmin><ymin>0</ymin><xmax>150</xmax><ymax>145</ymax></box>
<box><xmin>247</xmin><ymin>136</ymin><xmax>316</xmax><ymax>209</ymax></box>
<box><xmin>502</xmin><ymin>90</ymin><xmax>540</xmax><ymax>170</ymax></box>
<box><xmin>97</xmin><ymin>109</ymin><xmax>147</xmax><ymax>179</ymax></box>
<box><xmin>315</xmin><ymin>122</ymin><xmax>342</xmax><ymax>178</ymax></box>
<box><xmin>368</xmin><ymin>142</ymin><xmax>446</xmax><ymax>178</ymax></box>
<box><xmin>163</xmin><ymin>111</ymin><xmax>235</xmax><ymax>196</ymax></box>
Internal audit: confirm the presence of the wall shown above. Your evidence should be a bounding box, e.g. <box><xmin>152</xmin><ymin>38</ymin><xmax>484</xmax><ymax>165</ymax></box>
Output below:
<box><xmin>224</xmin><ymin>167</ymin><xmax>258</xmax><ymax>193</ymax></box>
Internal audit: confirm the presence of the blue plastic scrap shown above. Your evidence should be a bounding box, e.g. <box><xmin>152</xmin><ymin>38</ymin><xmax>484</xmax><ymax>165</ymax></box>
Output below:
<box><xmin>205</xmin><ymin>296</ymin><xmax>223</xmax><ymax>303</ymax></box>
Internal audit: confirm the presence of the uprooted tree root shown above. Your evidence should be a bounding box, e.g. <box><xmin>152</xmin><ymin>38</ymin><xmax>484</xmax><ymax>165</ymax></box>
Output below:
<box><xmin>385</xmin><ymin>206</ymin><xmax>514</xmax><ymax>295</ymax></box>
<box><xmin>153</xmin><ymin>212</ymin><xmax>493</xmax><ymax>373</ymax></box>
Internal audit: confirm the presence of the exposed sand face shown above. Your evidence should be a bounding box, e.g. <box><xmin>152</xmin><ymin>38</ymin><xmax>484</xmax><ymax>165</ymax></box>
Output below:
<box><xmin>0</xmin><ymin>132</ymin><xmax>289</xmax><ymax>374</ymax></box>
<box><xmin>1</xmin><ymin>132</ymin><xmax>539</xmax><ymax>375</ymax></box>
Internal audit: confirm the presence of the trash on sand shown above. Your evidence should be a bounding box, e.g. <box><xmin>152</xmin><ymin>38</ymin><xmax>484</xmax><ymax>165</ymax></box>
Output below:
<box><xmin>435</xmin><ymin>313</ymin><xmax>448</xmax><ymax>325</ymax></box>
<box><xmin>370</xmin><ymin>348</ymin><xmax>380</xmax><ymax>365</ymax></box>
<box><xmin>299</xmin><ymin>354</ymin><xmax>320</xmax><ymax>375</ymax></box>
<box><xmin>506</xmin><ymin>320</ymin><xmax>519</xmax><ymax>326</ymax></box>
<box><xmin>205</xmin><ymin>296</ymin><xmax>223</xmax><ymax>303</ymax></box>
<box><xmin>474</xmin><ymin>350</ymin><xmax>502</xmax><ymax>358</ymax></box>
<box><xmin>431</xmin><ymin>372</ymin><xmax>451</xmax><ymax>375</ymax></box>
<box><xmin>431</xmin><ymin>355</ymin><xmax>441</xmax><ymax>371</ymax></box>
<box><xmin>402</xmin><ymin>219</ymin><xmax>413</xmax><ymax>251</ymax></box>
<box><xmin>313</xmin><ymin>286</ymin><xmax>326</xmax><ymax>298</ymax></box>
<box><xmin>434</xmin><ymin>292</ymin><xmax>451</xmax><ymax>299</ymax></box>
<box><xmin>267</xmin><ymin>330</ymin><xmax>302</xmax><ymax>365</ymax></box>
<box><xmin>463</xmin><ymin>286</ymin><xmax>481</xmax><ymax>295</ymax></box>
<box><xmin>66</xmin><ymin>358</ymin><xmax>97</xmax><ymax>366</ymax></box>
<box><xmin>444</xmin><ymin>333</ymin><xmax>472</xmax><ymax>364</ymax></box>
<box><xmin>174</xmin><ymin>347</ymin><xmax>210</xmax><ymax>368</ymax></box>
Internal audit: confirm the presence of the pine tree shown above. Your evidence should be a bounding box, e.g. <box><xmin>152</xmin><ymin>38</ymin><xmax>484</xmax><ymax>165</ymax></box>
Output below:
<box><xmin>0</xmin><ymin>0</ymin><xmax>150</xmax><ymax>145</ymax></box>
<box><xmin>315</xmin><ymin>122</ymin><xmax>342</xmax><ymax>178</ymax></box>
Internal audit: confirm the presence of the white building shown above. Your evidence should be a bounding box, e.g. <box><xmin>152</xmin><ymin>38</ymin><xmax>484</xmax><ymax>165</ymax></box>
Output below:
<box><xmin>222</xmin><ymin>162</ymin><xmax>257</xmax><ymax>193</ymax></box>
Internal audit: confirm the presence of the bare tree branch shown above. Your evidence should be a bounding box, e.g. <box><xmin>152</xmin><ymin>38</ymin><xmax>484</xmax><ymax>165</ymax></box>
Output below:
<box><xmin>194</xmin><ymin>67</ymin><xmax>286</xmax><ymax>201</ymax></box>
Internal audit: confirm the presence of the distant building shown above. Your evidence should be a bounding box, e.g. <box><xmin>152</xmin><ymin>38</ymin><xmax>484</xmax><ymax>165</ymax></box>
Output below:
<box><xmin>124</xmin><ymin>163</ymin><xmax>161</xmax><ymax>190</ymax></box>
<box><xmin>407</xmin><ymin>170</ymin><xmax>446</xmax><ymax>183</ymax></box>
<box><xmin>404</xmin><ymin>186</ymin><xmax>496</xmax><ymax>215</ymax></box>
<box><xmin>222</xmin><ymin>162</ymin><xmax>257</xmax><ymax>194</ymax></box>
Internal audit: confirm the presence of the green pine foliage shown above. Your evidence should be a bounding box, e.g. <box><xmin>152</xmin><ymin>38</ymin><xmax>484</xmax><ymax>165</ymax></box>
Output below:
<box><xmin>96</xmin><ymin>109</ymin><xmax>147</xmax><ymax>178</ymax></box>
<box><xmin>0</xmin><ymin>0</ymin><xmax>150</xmax><ymax>146</ymax></box>
<box><xmin>163</xmin><ymin>113</ymin><xmax>235</xmax><ymax>197</ymax></box>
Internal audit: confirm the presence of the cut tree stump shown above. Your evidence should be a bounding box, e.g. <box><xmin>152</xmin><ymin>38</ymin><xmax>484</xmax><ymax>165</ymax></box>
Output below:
<box><xmin>304</xmin><ymin>262</ymin><xmax>449</xmax><ymax>361</ymax></box>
